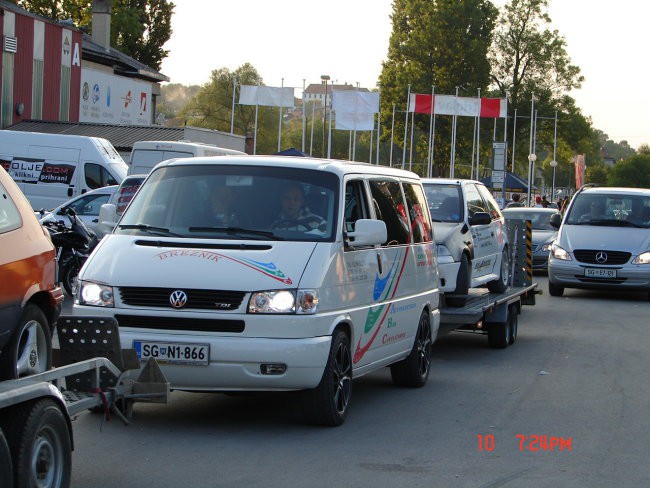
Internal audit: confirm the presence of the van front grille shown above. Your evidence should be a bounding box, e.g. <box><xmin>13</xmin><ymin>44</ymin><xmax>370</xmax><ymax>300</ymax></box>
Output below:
<box><xmin>115</xmin><ymin>314</ymin><xmax>245</xmax><ymax>333</ymax></box>
<box><xmin>119</xmin><ymin>287</ymin><xmax>245</xmax><ymax>311</ymax></box>
<box><xmin>573</xmin><ymin>250</ymin><xmax>631</xmax><ymax>265</ymax></box>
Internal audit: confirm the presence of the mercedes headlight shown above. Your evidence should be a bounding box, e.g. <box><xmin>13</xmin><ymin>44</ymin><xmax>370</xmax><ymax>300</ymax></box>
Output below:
<box><xmin>550</xmin><ymin>243</ymin><xmax>572</xmax><ymax>261</ymax></box>
<box><xmin>77</xmin><ymin>281</ymin><xmax>114</xmax><ymax>307</ymax></box>
<box><xmin>632</xmin><ymin>251</ymin><xmax>650</xmax><ymax>265</ymax></box>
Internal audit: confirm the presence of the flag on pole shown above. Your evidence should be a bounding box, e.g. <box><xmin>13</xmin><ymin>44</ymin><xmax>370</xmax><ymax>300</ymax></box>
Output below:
<box><xmin>332</xmin><ymin>91</ymin><xmax>379</xmax><ymax>131</ymax></box>
<box><xmin>574</xmin><ymin>154</ymin><xmax>586</xmax><ymax>188</ymax></box>
<box><xmin>408</xmin><ymin>94</ymin><xmax>506</xmax><ymax>118</ymax></box>
<box><xmin>239</xmin><ymin>85</ymin><xmax>294</xmax><ymax>107</ymax></box>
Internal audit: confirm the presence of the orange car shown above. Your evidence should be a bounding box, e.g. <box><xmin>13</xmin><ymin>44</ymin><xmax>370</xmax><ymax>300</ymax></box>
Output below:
<box><xmin>0</xmin><ymin>166</ymin><xmax>64</xmax><ymax>380</ymax></box>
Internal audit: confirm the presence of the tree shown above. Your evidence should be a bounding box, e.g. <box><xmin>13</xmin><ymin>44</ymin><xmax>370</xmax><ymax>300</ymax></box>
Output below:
<box><xmin>12</xmin><ymin>0</ymin><xmax>173</xmax><ymax>70</ymax></box>
<box><xmin>378</xmin><ymin>0</ymin><xmax>498</xmax><ymax>174</ymax></box>
<box><xmin>607</xmin><ymin>154</ymin><xmax>650</xmax><ymax>188</ymax></box>
<box><xmin>585</xmin><ymin>163</ymin><xmax>608</xmax><ymax>186</ymax></box>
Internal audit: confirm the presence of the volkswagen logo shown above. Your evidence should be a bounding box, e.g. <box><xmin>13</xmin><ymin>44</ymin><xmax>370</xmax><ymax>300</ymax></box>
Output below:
<box><xmin>169</xmin><ymin>290</ymin><xmax>188</xmax><ymax>308</ymax></box>
<box><xmin>595</xmin><ymin>251</ymin><xmax>608</xmax><ymax>264</ymax></box>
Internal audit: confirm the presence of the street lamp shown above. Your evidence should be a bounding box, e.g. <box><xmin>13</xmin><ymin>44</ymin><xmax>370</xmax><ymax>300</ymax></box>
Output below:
<box><xmin>321</xmin><ymin>75</ymin><xmax>330</xmax><ymax>158</ymax></box>
<box><xmin>550</xmin><ymin>159</ymin><xmax>558</xmax><ymax>203</ymax></box>
<box><xmin>527</xmin><ymin>153</ymin><xmax>537</xmax><ymax>205</ymax></box>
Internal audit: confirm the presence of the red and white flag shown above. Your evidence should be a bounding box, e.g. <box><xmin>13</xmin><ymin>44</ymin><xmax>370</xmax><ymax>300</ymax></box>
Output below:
<box><xmin>409</xmin><ymin>93</ymin><xmax>506</xmax><ymax>118</ymax></box>
<box><xmin>574</xmin><ymin>154</ymin><xmax>586</xmax><ymax>188</ymax></box>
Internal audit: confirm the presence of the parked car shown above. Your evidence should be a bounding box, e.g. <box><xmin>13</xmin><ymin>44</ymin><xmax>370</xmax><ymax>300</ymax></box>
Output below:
<box><xmin>422</xmin><ymin>178</ymin><xmax>510</xmax><ymax>307</ymax></box>
<box><xmin>502</xmin><ymin>207</ymin><xmax>561</xmax><ymax>271</ymax></box>
<box><xmin>548</xmin><ymin>186</ymin><xmax>650</xmax><ymax>298</ymax></box>
<box><xmin>37</xmin><ymin>185</ymin><xmax>118</xmax><ymax>239</ymax></box>
<box><xmin>96</xmin><ymin>174</ymin><xmax>147</xmax><ymax>237</ymax></box>
<box><xmin>0</xmin><ymin>166</ymin><xmax>64</xmax><ymax>380</ymax></box>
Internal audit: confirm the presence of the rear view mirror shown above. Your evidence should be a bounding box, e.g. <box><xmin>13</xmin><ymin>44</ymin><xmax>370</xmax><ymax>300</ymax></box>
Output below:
<box><xmin>470</xmin><ymin>212</ymin><xmax>491</xmax><ymax>226</ymax></box>
<box><xmin>98</xmin><ymin>203</ymin><xmax>118</xmax><ymax>235</ymax></box>
<box><xmin>550</xmin><ymin>213</ymin><xmax>562</xmax><ymax>229</ymax></box>
<box><xmin>347</xmin><ymin>219</ymin><xmax>387</xmax><ymax>247</ymax></box>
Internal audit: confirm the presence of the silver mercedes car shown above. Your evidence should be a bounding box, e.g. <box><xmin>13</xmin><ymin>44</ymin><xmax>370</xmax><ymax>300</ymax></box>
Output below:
<box><xmin>547</xmin><ymin>186</ymin><xmax>650</xmax><ymax>299</ymax></box>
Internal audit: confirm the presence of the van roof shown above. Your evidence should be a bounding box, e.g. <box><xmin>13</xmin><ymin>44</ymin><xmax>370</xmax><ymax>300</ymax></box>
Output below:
<box><xmin>131</xmin><ymin>140</ymin><xmax>245</xmax><ymax>154</ymax></box>
<box><xmin>155</xmin><ymin>155</ymin><xmax>423</xmax><ymax>180</ymax></box>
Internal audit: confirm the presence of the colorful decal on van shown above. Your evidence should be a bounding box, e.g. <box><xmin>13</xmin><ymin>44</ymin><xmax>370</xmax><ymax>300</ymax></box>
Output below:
<box><xmin>353</xmin><ymin>248</ymin><xmax>409</xmax><ymax>364</ymax></box>
<box><xmin>1</xmin><ymin>158</ymin><xmax>75</xmax><ymax>185</ymax></box>
<box><xmin>154</xmin><ymin>249</ymin><xmax>292</xmax><ymax>284</ymax></box>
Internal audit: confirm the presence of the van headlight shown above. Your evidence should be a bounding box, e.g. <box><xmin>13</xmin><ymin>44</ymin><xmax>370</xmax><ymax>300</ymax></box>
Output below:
<box><xmin>248</xmin><ymin>289</ymin><xmax>319</xmax><ymax>314</ymax></box>
<box><xmin>550</xmin><ymin>243</ymin><xmax>572</xmax><ymax>261</ymax></box>
<box><xmin>632</xmin><ymin>251</ymin><xmax>650</xmax><ymax>265</ymax></box>
<box><xmin>77</xmin><ymin>281</ymin><xmax>114</xmax><ymax>307</ymax></box>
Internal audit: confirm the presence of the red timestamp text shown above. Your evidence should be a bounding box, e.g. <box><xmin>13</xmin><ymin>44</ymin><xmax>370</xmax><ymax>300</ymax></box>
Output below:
<box><xmin>477</xmin><ymin>434</ymin><xmax>572</xmax><ymax>452</ymax></box>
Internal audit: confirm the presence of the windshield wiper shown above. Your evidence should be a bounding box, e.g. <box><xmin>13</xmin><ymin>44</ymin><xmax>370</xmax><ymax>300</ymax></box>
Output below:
<box><xmin>188</xmin><ymin>226</ymin><xmax>284</xmax><ymax>240</ymax></box>
<box><xmin>118</xmin><ymin>224</ymin><xmax>183</xmax><ymax>237</ymax></box>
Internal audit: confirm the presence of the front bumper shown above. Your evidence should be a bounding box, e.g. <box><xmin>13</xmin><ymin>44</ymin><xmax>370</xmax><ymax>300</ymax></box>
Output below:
<box><xmin>548</xmin><ymin>258</ymin><xmax>650</xmax><ymax>292</ymax></box>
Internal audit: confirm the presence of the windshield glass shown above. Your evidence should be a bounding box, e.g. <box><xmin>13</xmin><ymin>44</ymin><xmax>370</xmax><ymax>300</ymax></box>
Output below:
<box><xmin>422</xmin><ymin>183</ymin><xmax>463</xmax><ymax>223</ymax></box>
<box><xmin>117</xmin><ymin>164</ymin><xmax>339</xmax><ymax>241</ymax></box>
<box><xmin>565</xmin><ymin>193</ymin><xmax>650</xmax><ymax>227</ymax></box>
<box><xmin>503</xmin><ymin>211</ymin><xmax>557</xmax><ymax>230</ymax></box>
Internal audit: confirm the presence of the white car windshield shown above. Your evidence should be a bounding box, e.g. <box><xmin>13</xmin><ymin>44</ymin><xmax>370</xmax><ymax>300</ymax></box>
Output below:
<box><xmin>566</xmin><ymin>194</ymin><xmax>650</xmax><ymax>227</ymax></box>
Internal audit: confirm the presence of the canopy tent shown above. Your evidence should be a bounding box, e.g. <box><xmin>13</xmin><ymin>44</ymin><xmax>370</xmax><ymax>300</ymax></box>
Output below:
<box><xmin>481</xmin><ymin>172</ymin><xmax>537</xmax><ymax>193</ymax></box>
<box><xmin>274</xmin><ymin>147</ymin><xmax>309</xmax><ymax>157</ymax></box>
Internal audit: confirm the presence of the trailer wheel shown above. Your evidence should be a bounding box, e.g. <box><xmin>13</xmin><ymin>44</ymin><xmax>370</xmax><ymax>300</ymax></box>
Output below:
<box><xmin>0</xmin><ymin>429</ymin><xmax>12</xmax><ymax>488</ymax></box>
<box><xmin>0</xmin><ymin>304</ymin><xmax>52</xmax><ymax>380</ymax></box>
<box><xmin>507</xmin><ymin>306</ymin><xmax>518</xmax><ymax>345</ymax></box>
<box><xmin>301</xmin><ymin>329</ymin><xmax>352</xmax><ymax>426</ymax></box>
<box><xmin>390</xmin><ymin>310</ymin><xmax>432</xmax><ymax>387</ymax></box>
<box><xmin>3</xmin><ymin>399</ymin><xmax>71</xmax><ymax>488</ymax></box>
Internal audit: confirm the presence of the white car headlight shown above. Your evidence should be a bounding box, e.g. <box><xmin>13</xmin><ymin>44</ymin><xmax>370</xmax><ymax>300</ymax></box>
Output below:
<box><xmin>77</xmin><ymin>281</ymin><xmax>114</xmax><ymax>307</ymax></box>
<box><xmin>550</xmin><ymin>243</ymin><xmax>572</xmax><ymax>261</ymax></box>
<box><xmin>248</xmin><ymin>290</ymin><xmax>296</xmax><ymax>314</ymax></box>
<box><xmin>541</xmin><ymin>242</ymin><xmax>553</xmax><ymax>252</ymax></box>
<box><xmin>632</xmin><ymin>251</ymin><xmax>650</xmax><ymax>265</ymax></box>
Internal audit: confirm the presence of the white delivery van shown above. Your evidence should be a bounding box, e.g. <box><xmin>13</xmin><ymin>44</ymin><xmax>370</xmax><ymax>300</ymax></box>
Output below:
<box><xmin>128</xmin><ymin>140</ymin><xmax>246</xmax><ymax>175</ymax></box>
<box><xmin>74</xmin><ymin>155</ymin><xmax>440</xmax><ymax>426</ymax></box>
<box><xmin>0</xmin><ymin>130</ymin><xmax>127</xmax><ymax>210</ymax></box>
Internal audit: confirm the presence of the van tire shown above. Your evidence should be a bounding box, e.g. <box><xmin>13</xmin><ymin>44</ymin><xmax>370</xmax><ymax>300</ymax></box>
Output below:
<box><xmin>3</xmin><ymin>399</ymin><xmax>71</xmax><ymax>488</ymax></box>
<box><xmin>0</xmin><ymin>305</ymin><xmax>52</xmax><ymax>380</ymax></box>
<box><xmin>487</xmin><ymin>247</ymin><xmax>510</xmax><ymax>293</ymax></box>
<box><xmin>301</xmin><ymin>330</ymin><xmax>352</xmax><ymax>427</ymax></box>
<box><xmin>548</xmin><ymin>281</ymin><xmax>564</xmax><ymax>297</ymax></box>
<box><xmin>446</xmin><ymin>254</ymin><xmax>469</xmax><ymax>307</ymax></box>
<box><xmin>390</xmin><ymin>310</ymin><xmax>432</xmax><ymax>387</ymax></box>
<box><xmin>0</xmin><ymin>430</ymin><xmax>12</xmax><ymax>488</ymax></box>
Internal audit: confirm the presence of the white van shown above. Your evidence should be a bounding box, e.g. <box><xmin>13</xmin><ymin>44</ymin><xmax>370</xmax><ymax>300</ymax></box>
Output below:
<box><xmin>128</xmin><ymin>140</ymin><xmax>246</xmax><ymax>175</ymax></box>
<box><xmin>73</xmin><ymin>155</ymin><xmax>440</xmax><ymax>426</ymax></box>
<box><xmin>0</xmin><ymin>130</ymin><xmax>127</xmax><ymax>210</ymax></box>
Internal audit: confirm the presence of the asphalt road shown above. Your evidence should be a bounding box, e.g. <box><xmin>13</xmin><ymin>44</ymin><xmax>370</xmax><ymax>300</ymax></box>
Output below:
<box><xmin>66</xmin><ymin>276</ymin><xmax>650</xmax><ymax>488</ymax></box>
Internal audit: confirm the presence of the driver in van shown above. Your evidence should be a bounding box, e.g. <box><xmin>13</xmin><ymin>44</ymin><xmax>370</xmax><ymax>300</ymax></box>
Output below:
<box><xmin>580</xmin><ymin>200</ymin><xmax>606</xmax><ymax>221</ymax></box>
<box><xmin>271</xmin><ymin>184</ymin><xmax>326</xmax><ymax>231</ymax></box>
<box><xmin>209</xmin><ymin>185</ymin><xmax>239</xmax><ymax>227</ymax></box>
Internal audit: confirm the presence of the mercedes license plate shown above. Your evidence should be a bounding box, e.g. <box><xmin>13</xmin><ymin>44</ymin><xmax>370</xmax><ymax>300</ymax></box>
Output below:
<box><xmin>133</xmin><ymin>340</ymin><xmax>209</xmax><ymax>366</ymax></box>
<box><xmin>584</xmin><ymin>268</ymin><xmax>616</xmax><ymax>279</ymax></box>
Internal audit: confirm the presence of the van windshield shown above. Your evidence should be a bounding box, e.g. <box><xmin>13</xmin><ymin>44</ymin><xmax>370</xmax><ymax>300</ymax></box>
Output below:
<box><xmin>565</xmin><ymin>193</ymin><xmax>650</xmax><ymax>227</ymax></box>
<box><xmin>117</xmin><ymin>164</ymin><xmax>339</xmax><ymax>241</ymax></box>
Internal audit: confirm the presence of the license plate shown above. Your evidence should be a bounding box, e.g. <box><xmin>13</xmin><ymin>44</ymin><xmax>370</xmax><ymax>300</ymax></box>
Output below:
<box><xmin>584</xmin><ymin>268</ymin><xmax>616</xmax><ymax>279</ymax></box>
<box><xmin>133</xmin><ymin>340</ymin><xmax>209</xmax><ymax>366</ymax></box>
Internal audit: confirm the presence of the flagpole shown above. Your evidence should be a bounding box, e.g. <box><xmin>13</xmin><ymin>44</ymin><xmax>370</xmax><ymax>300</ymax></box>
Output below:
<box><xmin>301</xmin><ymin>79</ymin><xmax>306</xmax><ymax>153</ymax></box>
<box><xmin>527</xmin><ymin>93</ymin><xmax>535</xmax><ymax>206</ymax></box>
<box><xmin>376</xmin><ymin>113</ymin><xmax>381</xmax><ymax>165</ymax></box>
<box><xmin>230</xmin><ymin>80</ymin><xmax>237</xmax><ymax>134</ymax></box>
<box><xmin>511</xmin><ymin>108</ymin><xmax>517</xmax><ymax>173</ymax></box>
<box><xmin>427</xmin><ymin>86</ymin><xmax>435</xmax><ymax>178</ymax></box>
<box><xmin>476</xmin><ymin>88</ymin><xmax>481</xmax><ymax>181</ymax></box>
<box><xmin>309</xmin><ymin>102</ymin><xmax>315</xmax><ymax>156</ymax></box>
<box><xmin>503</xmin><ymin>93</ymin><xmax>508</xmax><ymax>143</ymax></box>
<box><xmin>348</xmin><ymin>131</ymin><xmax>352</xmax><ymax>160</ymax></box>
<box><xmin>409</xmin><ymin>108</ymin><xmax>415</xmax><ymax>171</ymax></box>
<box><xmin>390</xmin><ymin>103</ymin><xmax>396</xmax><ymax>166</ymax></box>
<box><xmin>450</xmin><ymin>86</ymin><xmax>459</xmax><ymax>178</ymax></box>
<box><xmin>327</xmin><ymin>94</ymin><xmax>333</xmax><ymax>158</ymax></box>
<box><xmin>253</xmin><ymin>103</ymin><xmax>259</xmax><ymax>156</ymax></box>
<box><xmin>369</xmin><ymin>120</ymin><xmax>373</xmax><ymax>163</ymax></box>
<box><xmin>277</xmin><ymin>78</ymin><xmax>284</xmax><ymax>152</ymax></box>
<box><xmin>402</xmin><ymin>84</ymin><xmax>411</xmax><ymax>169</ymax></box>
<box><xmin>471</xmin><ymin>117</ymin><xmax>477</xmax><ymax>180</ymax></box>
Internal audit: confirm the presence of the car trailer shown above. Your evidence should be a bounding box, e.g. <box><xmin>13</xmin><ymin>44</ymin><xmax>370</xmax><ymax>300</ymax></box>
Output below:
<box><xmin>0</xmin><ymin>316</ymin><xmax>169</xmax><ymax>488</ymax></box>
<box><xmin>437</xmin><ymin>218</ymin><xmax>538</xmax><ymax>348</ymax></box>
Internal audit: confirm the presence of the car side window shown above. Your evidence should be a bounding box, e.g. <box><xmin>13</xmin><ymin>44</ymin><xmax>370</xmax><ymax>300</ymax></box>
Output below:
<box><xmin>344</xmin><ymin>180</ymin><xmax>369</xmax><ymax>235</ymax></box>
<box><xmin>476</xmin><ymin>184</ymin><xmax>502</xmax><ymax>220</ymax></box>
<box><xmin>69</xmin><ymin>194</ymin><xmax>111</xmax><ymax>216</ymax></box>
<box><xmin>464</xmin><ymin>184</ymin><xmax>486</xmax><ymax>219</ymax></box>
<box><xmin>403</xmin><ymin>183</ymin><xmax>433</xmax><ymax>243</ymax></box>
<box><xmin>0</xmin><ymin>182</ymin><xmax>22</xmax><ymax>233</ymax></box>
<box><xmin>369</xmin><ymin>179</ymin><xmax>410</xmax><ymax>246</ymax></box>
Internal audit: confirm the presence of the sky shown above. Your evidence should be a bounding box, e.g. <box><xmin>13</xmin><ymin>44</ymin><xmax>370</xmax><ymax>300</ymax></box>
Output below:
<box><xmin>160</xmin><ymin>0</ymin><xmax>650</xmax><ymax>149</ymax></box>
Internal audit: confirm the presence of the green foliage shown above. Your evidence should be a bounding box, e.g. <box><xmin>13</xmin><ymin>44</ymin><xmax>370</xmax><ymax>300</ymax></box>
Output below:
<box><xmin>13</xmin><ymin>0</ymin><xmax>173</xmax><ymax>70</ymax></box>
<box><xmin>585</xmin><ymin>163</ymin><xmax>608</xmax><ymax>186</ymax></box>
<box><xmin>607</xmin><ymin>154</ymin><xmax>650</xmax><ymax>188</ymax></box>
<box><xmin>379</xmin><ymin>0</ymin><xmax>498</xmax><ymax>174</ymax></box>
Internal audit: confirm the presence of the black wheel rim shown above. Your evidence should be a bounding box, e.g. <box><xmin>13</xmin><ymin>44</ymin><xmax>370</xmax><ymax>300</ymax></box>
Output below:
<box><xmin>416</xmin><ymin>315</ymin><xmax>432</xmax><ymax>379</ymax></box>
<box><xmin>332</xmin><ymin>341</ymin><xmax>351</xmax><ymax>415</ymax></box>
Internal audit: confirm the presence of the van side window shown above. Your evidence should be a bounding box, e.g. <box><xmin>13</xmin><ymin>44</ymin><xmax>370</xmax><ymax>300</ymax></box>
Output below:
<box><xmin>344</xmin><ymin>180</ymin><xmax>369</xmax><ymax>234</ymax></box>
<box><xmin>403</xmin><ymin>183</ymin><xmax>433</xmax><ymax>243</ymax></box>
<box><xmin>85</xmin><ymin>163</ymin><xmax>118</xmax><ymax>189</ymax></box>
<box><xmin>369</xmin><ymin>180</ymin><xmax>410</xmax><ymax>246</ymax></box>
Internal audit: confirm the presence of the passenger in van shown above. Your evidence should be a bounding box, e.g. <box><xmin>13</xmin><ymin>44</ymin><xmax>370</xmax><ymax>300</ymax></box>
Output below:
<box><xmin>580</xmin><ymin>200</ymin><xmax>606</xmax><ymax>221</ymax></box>
<box><xmin>271</xmin><ymin>184</ymin><xmax>326</xmax><ymax>231</ymax></box>
<box><xmin>209</xmin><ymin>185</ymin><xmax>239</xmax><ymax>227</ymax></box>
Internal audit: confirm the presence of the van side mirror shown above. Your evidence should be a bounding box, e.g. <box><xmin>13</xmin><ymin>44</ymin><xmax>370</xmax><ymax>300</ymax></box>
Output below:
<box><xmin>347</xmin><ymin>219</ymin><xmax>387</xmax><ymax>247</ymax></box>
<box><xmin>98</xmin><ymin>203</ymin><xmax>118</xmax><ymax>235</ymax></box>
<box><xmin>469</xmin><ymin>212</ymin><xmax>491</xmax><ymax>226</ymax></box>
<box><xmin>550</xmin><ymin>213</ymin><xmax>562</xmax><ymax>229</ymax></box>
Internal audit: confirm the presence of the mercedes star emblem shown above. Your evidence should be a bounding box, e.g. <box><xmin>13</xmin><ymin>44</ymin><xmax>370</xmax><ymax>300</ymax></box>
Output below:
<box><xmin>595</xmin><ymin>251</ymin><xmax>608</xmax><ymax>264</ymax></box>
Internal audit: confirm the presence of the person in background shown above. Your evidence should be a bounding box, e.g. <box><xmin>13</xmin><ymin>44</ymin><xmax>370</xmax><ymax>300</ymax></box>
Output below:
<box><xmin>541</xmin><ymin>195</ymin><xmax>550</xmax><ymax>208</ymax></box>
<box><xmin>534</xmin><ymin>195</ymin><xmax>543</xmax><ymax>207</ymax></box>
<box><xmin>506</xmin><ymin>193</ymin><xmax>524</xmax><ymax>208</ymax></box>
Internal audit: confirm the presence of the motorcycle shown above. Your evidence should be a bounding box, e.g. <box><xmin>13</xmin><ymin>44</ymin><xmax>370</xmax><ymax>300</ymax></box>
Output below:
<box><xmin>42</xmin><ymin>208</ymin><xmax>99</xmax><ymax>296</ymax></box>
